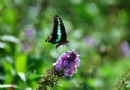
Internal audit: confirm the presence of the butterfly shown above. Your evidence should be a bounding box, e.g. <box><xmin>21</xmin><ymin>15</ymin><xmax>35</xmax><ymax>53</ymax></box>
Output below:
<box><xmin>45</xmin><ymin>15</ymin><xmax>69</xmax><ymax>48</ymax></box>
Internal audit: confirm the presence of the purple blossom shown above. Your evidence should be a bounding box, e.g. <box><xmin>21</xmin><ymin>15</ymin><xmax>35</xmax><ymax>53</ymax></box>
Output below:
<box><xmin>24</xmin><ymin>28</ymin><xmax>36</xmax><ymax>38</ymax></box>
<box><xmin>120</xmin><ymin>41</ymin><xmax>130</xmax><ymax>57</ymax></box>
<box><xmin>22</xmin><ymin>42</ymin><xmax>31</xmax><ymax>53</ymax></box>
<box><xmin>84</xmin><ymin>36</ymin><xmax>97</xmax><ymax>47</ymax></box>
<box><xmin>21</xmin><ymin>27</ymin><xmax>36</xmax><ymax>53</ymax></box>
<box><xmin>53</xmin><ymin>50</ymin><xmax>80</xmax><ymax>77</ymax></box>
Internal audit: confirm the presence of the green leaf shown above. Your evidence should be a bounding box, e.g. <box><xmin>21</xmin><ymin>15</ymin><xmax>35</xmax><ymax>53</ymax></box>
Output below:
<box><xmin>15</xmin><ymin>54</ymin><xmax>27</xmax><ymax>73</ymax></box>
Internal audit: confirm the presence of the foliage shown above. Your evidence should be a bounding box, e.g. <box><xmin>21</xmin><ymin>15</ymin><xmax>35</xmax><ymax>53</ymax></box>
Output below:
<box><xmin>0</xmin><ymin>0</ymin><xmax>130</xmax><ymax>90</ymax></box>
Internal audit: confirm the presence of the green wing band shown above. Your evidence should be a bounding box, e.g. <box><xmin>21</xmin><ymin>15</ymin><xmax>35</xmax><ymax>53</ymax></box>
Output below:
<box><xmin>56</xmin><ymin>18</ymin><xmax>62</xmax><ymax>42</ymax></box>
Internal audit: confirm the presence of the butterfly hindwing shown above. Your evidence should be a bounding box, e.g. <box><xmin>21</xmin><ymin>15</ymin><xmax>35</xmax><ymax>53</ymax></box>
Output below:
<box><xmin>46</xmin><ymin>15</ymin><xmax>69</xmax><ymax>48</ymax></box>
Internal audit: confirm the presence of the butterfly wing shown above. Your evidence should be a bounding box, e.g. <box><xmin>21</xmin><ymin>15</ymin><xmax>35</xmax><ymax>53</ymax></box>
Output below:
<box><xmin>46</xmin><ymin>15</ymin><xmax>68</xmax><ymax>47</ymax></box>
<box><xmin>51</xmin><ymin>15</ymin><xmax>60</xmax><ymax>43</ymax></box>
<box><xmin>55</xmin><ymin>15</ymin><xmax>68</xmax><ymax>48</ymax></box>
<box><xmin>45</xmin><ymin>16</ymin><xmax>58</xmax><ymax>44</ymax></box>
<box><xmin>57</xmin><ymin>16</ymin><xmax>67</xmax><ymax>42</ymax></box>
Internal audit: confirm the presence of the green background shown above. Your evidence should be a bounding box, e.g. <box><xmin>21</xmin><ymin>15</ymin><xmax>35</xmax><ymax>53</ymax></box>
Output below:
<box><xmin>0</xmin><ymin>0</ymin><xmax>130</xmax><ymax>90</ymax></box>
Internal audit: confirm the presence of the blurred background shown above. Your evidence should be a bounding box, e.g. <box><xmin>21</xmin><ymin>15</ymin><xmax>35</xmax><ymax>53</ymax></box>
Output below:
<box><xmin>0</xmin><ymin>0</ymin><xmax>130</xmax><ymax>90</ymax></box>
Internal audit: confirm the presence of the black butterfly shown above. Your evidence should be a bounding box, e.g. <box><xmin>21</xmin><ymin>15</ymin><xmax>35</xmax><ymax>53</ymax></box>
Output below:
<box><xmin>45</xmin><ymin>15</ymin><xmax>69</xmax><ymax>48</ymax></box>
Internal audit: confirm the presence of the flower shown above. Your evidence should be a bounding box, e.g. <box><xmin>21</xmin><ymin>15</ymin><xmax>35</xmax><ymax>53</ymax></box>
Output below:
<box><xmin>84</xmin><ymin>36</ymin><xmax>97</xmax><ymax>48</ymax></box>
<box><xmin>37</xmin><ymin>50</ymin><xmax>80</xmax><ymax>90</ymax></box>
<box><xmin>21</xmin><ymin>27</ymin><xmax>36</xmax><ymax>53</ymax></box>
<box><xmin>120</xmin><ymin>41</ymin><xmax>130</xmax><ymax>57</ymax></box>
<box><xmin>24</xmin><ymin>27</ymin><xmax>36</xmax><ymax>38</ymax></box>
<box><xmin>21</xmin><ymin>41</ymin><xmax>31</xmax><ymax>53</ymax></box>
<box><xmin>53</xmin><ymin>50</ymin><xmax>80</xmax><ymax>77</ymax></box>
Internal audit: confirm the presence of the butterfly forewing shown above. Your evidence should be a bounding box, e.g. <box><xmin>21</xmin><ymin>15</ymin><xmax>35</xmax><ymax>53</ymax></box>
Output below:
<box><xmin>58</xmin><ymin>16</ymin><xmax>67</xmax><ymax>42</ymax></box>
<box><xmin>51</xmin><ymin>15</ymin><xmax>59</xmax><ymax>42</ymax></box>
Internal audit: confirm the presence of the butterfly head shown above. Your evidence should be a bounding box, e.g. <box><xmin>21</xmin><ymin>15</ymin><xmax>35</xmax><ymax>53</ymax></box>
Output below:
<box><xmin>45</xmin><ymin>36</ymin><xmax>52</xmax><ymax>42</ymax></box>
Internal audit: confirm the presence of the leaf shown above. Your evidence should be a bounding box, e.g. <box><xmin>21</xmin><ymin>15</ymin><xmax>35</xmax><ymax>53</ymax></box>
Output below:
<box><xmin>15</xmin><ymin>54</ymin><xmax>27</xmax><ymax>73</ymax></box>
<box><xmin>0</xmin><ymin>35</ymin><xmax>19</xmax><ymax>43</ymax></box>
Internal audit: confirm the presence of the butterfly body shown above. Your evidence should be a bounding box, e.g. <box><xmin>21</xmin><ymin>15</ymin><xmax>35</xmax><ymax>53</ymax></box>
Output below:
<box><xmin>46</xmin><ymin>15</ymin><xmax>69</xmax><ymax>48</ymax></box>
